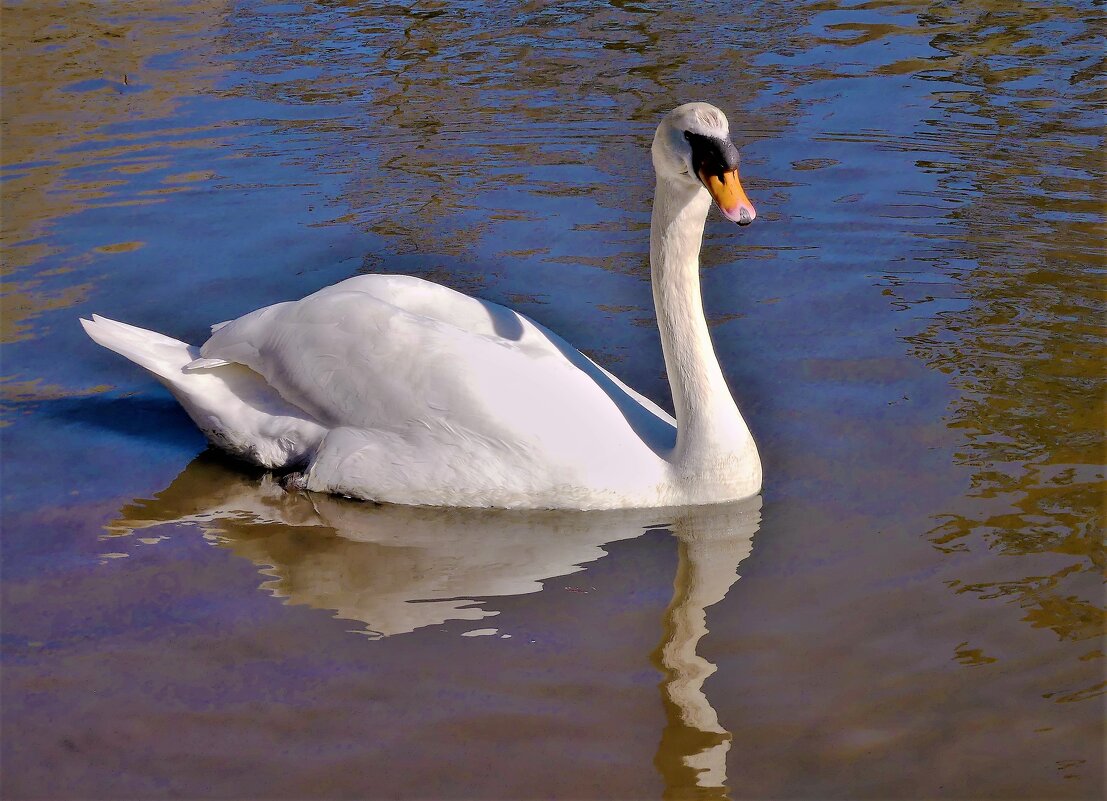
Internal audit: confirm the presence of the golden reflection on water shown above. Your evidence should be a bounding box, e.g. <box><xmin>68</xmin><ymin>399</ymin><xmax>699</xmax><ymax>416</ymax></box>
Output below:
<box><xmin>869</xmin><ymin>2</ymin><xmax>1106</xmax><ymax>695</ymax></box>
<box><xmin>107</xmin><ymin>452</ymin><xmax>761</xmax><ymax>796</ymax></box>
<box><xmin>211</xmin><ymin>1</ymin><xmax>771</xmax><ymax>277</ymax></box>
<box><xmin>0</xmin><ymin>1</ymin><xmax>228</xmax><ymax>341</ymax></box>
<box><xmin>2</xmin><ymin>0</ymin><xmax>1104</xmax><ymax>792</ymax></box>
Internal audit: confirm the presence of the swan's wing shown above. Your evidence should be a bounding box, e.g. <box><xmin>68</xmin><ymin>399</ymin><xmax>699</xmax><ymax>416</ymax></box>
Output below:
<box><xmin>196</xmin><ymin>275</ymin><xmax>675</xmax><ymax>456</ymax></box>
<box><xmin>369</xmin><ymin>274</ymin><xmax>675</xmax><ymax>426</ymax></box>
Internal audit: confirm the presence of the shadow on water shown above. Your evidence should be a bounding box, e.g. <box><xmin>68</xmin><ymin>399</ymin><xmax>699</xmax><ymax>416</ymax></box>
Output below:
<box><xmin>107</xmin><ymin>451</ymin><xmax>761</xmax><ymax>796</ymax></box>
<box><xmin>43</xmin><ymin>395</ymin><xmax>199</xmax><ymax>445</ymax></box>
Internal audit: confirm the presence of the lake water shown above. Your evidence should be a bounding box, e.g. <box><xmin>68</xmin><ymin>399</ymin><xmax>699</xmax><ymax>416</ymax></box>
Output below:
<box><xmin>2</xmin><ymin>1</ymin><xmax>1103</xmax><ymax>798</ymax></box>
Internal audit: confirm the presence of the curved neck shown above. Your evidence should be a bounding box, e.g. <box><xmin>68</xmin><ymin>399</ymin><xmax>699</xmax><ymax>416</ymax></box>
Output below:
<box><xmin>650</xmin><ymin>176</ymin><xmax>754</xmax><ymax>478</ymax></box>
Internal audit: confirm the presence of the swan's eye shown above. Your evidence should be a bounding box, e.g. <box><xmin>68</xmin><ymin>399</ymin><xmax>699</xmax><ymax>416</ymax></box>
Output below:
<box><xmin>683</xmin><ymin>131</ymin><xmax>692</xmax><ymax>141</ymax></box>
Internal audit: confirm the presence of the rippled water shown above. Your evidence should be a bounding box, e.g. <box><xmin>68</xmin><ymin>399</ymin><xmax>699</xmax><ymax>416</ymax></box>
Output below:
<box><xmin>2</xmin><ymin>1</ymin><xmax>1103</xmax><ymax>798</ymax></box>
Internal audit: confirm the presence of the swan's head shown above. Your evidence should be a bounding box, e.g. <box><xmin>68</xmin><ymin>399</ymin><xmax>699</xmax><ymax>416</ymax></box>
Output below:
<box><xmin>652</xmin><ymin>102</ymin><xmax>756</xmax><ymax>226</ymax></box>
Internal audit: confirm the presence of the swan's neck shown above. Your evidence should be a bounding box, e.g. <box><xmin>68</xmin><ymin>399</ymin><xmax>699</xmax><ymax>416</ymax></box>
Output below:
<box><xmin>651</xmin><ymin>176</ymin><xmax>758</xmax><ymax>485</ymax></box>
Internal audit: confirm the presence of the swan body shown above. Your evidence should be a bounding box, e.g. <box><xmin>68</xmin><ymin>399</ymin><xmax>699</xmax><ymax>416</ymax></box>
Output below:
<box><xmin>82</xmin><ymin>103</ymin><xmax>762</xmax><ymax>510</ymax></box>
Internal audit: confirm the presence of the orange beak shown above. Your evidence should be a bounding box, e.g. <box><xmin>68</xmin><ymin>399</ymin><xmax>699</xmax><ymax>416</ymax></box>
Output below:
<box><xmin>698</xmin><ymin>168</ymin><xmax>756</xmax><ymax>225</ymax></box>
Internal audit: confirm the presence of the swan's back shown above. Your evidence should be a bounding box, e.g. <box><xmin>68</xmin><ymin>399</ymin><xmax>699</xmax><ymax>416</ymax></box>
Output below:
<box><xmin>199</xmin><ymin>276</ymin><xmax>670</xmax><ymax>438</ymax></box>
<box><xmin>186</xmin><ymin>275</ymin><xmax>676</xmax><ymax>507</ymax></box>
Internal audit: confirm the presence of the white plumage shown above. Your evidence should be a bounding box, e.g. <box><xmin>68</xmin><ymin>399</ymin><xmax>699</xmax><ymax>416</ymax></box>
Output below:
<box><xmin>82</xmin><ymin>103</ymin><xmax>762</xmax><ymax>509</ymax></box>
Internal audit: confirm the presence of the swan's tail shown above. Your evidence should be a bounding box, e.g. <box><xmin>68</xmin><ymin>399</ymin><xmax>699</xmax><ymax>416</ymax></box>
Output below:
<box><xmin>80</xmin><ymin>314</ymin><xmax>198</xmax><ymax>381</ymax></box>
<box><xmin>80</xmin><ymin>315</ymin><xmax>325</xmax><ymax>469</ymax></box>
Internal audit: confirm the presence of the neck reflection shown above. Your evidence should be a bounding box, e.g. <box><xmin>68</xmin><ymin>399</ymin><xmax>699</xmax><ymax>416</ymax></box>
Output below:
<box><xmin>652</xmin><ymin>500</ymin><xmax>760</xmax><ymax>799</ymax></box>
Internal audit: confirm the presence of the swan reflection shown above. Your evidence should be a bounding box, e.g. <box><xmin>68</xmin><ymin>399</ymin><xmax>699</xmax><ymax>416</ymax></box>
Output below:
<box><xmin>107</xmin><ymin>452</ymin><xmax>760</xmax><ymax>795</ymax></box>
<box><xmin>653</xmin><ymin>504</ymin><xmax>758</xmax><ymax>798</ymax></box>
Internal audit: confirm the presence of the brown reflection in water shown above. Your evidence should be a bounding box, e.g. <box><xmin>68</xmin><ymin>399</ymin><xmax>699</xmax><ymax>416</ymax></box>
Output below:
<box><xmin>653</xmin><ymin>503</ymin><xmax>759</xmax><ymax>799</ymax></box>
<box><xmin>213</xmin><ymin>2</ymin><xmax>773</xmax><ymax>277</ymax></box>
<box><xmin>1</xmin><ymin>1</ymin><xmax>228</xmax><ymax>341</ymax></box>
<box><xmin>106</xmin><ymin>451</ymin><xmax>760</xmax><ymax>795</ymax></box>
<box><xmin>865</xmin><ymin>2</ymin><xmax>1105</xmax><ymax>694</ymax></box>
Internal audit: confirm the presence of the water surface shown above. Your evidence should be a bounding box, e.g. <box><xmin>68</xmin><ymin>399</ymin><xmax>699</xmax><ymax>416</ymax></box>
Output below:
<box><xmin>2</xmin><ymin>1</ymin><xmax>1103</xmax><ymax>798</ymax></box>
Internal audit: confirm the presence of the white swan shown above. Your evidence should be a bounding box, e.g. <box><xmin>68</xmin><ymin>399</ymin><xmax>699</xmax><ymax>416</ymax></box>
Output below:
<box><xmin>81</xmin><ymin>102</ymin><xmax>762</xmax><ymax>510</ymax></box>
